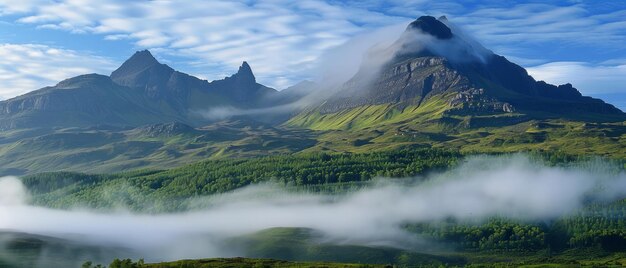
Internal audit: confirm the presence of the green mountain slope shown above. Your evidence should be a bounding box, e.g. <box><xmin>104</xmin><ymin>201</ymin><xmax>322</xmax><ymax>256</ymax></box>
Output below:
<box><xmin>0</xmin><ymin>74</ymin><xmax>182</xmax><ymax>129</ymax></box>
<box><xmin>0</xmin><ymin>120</ymin><xmax>316</xmax><ymax>176</ymax></box>
<box><xmin>282</xmin><ymin>16</ymin><xmax>626</xmax><ymax>160</ymax></box>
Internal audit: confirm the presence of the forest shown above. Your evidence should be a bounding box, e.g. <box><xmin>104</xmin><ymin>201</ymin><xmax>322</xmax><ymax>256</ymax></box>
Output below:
<box><xmin>19</xmin><ymin>149</ymin><xmax>626</xmax><ymax>258</ymax></box>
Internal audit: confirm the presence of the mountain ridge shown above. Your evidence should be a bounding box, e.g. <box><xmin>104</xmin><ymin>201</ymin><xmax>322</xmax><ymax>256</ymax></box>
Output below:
<box><xmin>0</xmin><ymin>51</ymin><xmax>277</xmax><ymax>130</ymax></box>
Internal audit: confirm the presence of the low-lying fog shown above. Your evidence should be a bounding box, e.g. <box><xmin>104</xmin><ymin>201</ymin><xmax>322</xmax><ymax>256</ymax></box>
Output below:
<box><xmin>1</xmin><ymin>155</ymin><xmax>625</xmax><ymax>265</ymax></box>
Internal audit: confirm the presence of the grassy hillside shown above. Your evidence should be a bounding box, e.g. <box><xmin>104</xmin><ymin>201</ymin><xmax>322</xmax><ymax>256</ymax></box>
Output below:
<box><xmin>1</xmin><ymin>97</ymin><xmax>624</xmax><ymax>177</ymax></box>
<box><xmin>97</xmin><ymin>250</ymin><xmax>626</xmax><ymax>268</ymax></box>
<box><xmin>0</xmin><ymin>232</ymin><xmax>130</xmax><ymax>268</ymax></box>
<box><xmin>0</xmin><ymin>121</ymin><xmax>317</xmax><ymax>176</ymax></box>
<box><xmin>134</xmin><ymin>258</ymin><xmax>386</xmax><ymax>268</ymax></box>
<box><xmin>227</xmin><ymin>228</ymin><xmax>459</xmax><ymax>266</ymax></box>
<box><xmin>286</xmin><ymin>96</ymin><xmax>626</xmax><ymax>158</ymax></box>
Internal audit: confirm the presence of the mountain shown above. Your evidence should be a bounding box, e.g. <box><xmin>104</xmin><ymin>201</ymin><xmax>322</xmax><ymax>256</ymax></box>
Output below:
<box><xmin>0</xmin><ymin>74</ymin><xmax>178</xmax><ymax>129</ymax></box>
<box><xmin>210</xmin><ymin>61</ymin><xmax>277</xmax><ymax>104</ymax></box>
<box><xmin>0</xmin><ymin>50</ymin><xmax>276</xmax><ymax>130</ymax></box>
<box><xmin>111</xmin><ymin>51</ymin><xmax>276</xmax><ymax>109</ymax></box>
<box><xmin>288</xmin><ymin>16</ymin><xmax>625</xmax><ymax>131</ymax></box>
<box><xmin>0</xmin><ymin>16</ymin><xmax>624</xmax><ymax>176</ymax></box>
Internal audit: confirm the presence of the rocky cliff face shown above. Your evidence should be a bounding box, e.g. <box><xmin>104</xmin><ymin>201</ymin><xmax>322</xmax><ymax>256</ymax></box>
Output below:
<box><xmin>313</xmin><ymin>16</ymin><xmax>624</xmax><ymax>120</ymax></box>
<box><xmin>209</xmin><ymin>61</ymin><xmax>276</xmax><ymax>105</ymax></box>
<box><xmin>320</xmin><ymin>57</ymin><xmax>471</xmax><ymax>113</ymax></box>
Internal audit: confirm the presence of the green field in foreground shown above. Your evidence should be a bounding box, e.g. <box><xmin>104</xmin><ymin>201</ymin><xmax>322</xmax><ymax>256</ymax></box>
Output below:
<box><xmin>104</xmin><ymin>258</ymin><xmax>386</xmax><ymax>268</ymax></box>
<box><xmin>94</xmin><ymin>251</ymin><xmax>626</xmax><ymax>268</ymax></box>
<box><xmin>5</xmin><ymin>227</ymin><xmax>626</xmax><ymax>268</ymax></box>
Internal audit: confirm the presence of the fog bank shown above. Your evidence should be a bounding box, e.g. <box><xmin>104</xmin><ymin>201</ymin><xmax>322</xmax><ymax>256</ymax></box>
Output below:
<box><xmin>0</xmin><ymin>155</ymin><xmax>625</xmax><ymax>263</ymax></box>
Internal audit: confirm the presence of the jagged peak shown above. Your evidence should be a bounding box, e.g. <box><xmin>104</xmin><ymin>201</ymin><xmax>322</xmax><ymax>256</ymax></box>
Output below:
<box><xmin>125</xmin><ymin>50</ymin><xmax>159</xmax><ymax>66</ymax></box>
<box><xmin>111</xmin><ymin>50</ymin><xmax>164</xmax><ymax>78</ymax></box>
<box><xmin>235</xmin><ymin>61</ymin><xmax>255</xmax><ymax>82</ymax></box>
<box><xmin>406</xmin><ymin>15</ymin><xmax>453</xmax><ymax>39</ymax></box>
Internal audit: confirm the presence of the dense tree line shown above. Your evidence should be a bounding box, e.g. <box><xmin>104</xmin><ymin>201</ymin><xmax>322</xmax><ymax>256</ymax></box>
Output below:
<box><xmin>554</xmin><ymin>199</ymin><xmax>626</xmax><ymax>251</ymax></box>
<box><xmin>407</xmin><ymin>219</ymin><xmax>546</xmax><ymax>251</ymax></box>
<box><xmin>22</xmin><ymin>149</ymin><xmax>461</xmax><ymax>211</ymax></box>
<box><xmin>21</xmin><ymin>149</ymin><xmax>626</xmax><ymax>253</ymax></box>
<box><xmin>406</xmin><ymin>201</ymin><xmax>626</xmax><ymax>253</ymax></box>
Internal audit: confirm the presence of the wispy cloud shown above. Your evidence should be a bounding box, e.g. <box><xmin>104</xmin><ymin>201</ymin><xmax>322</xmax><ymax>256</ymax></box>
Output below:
<box><xmin>0</xmin><ymin>0</ymin><xmax>406</xmax><ymax>90</ymax></box>
<box><xmin>445</xmin><ymin>3</ymin><xmax>626</xmax><ymax>57</ymax></box>
<box><xmin>0</xmin><ymin>44</ymin><xmax>116</xmax><ymax>99</ymax></box>
<box><xmin>527</xmin><ymin>61</ymin><xmax>626</xmax><ymax>95</ymax></box>
<box><xmin>0</xmin><ymin>0</ymin><xmax>625</xmax><ymax>99</ymax></box>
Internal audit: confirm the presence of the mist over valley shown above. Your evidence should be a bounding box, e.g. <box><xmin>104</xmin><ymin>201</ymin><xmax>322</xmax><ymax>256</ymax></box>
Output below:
<box><xmin>0</xmin><ymin>3</ymin><xmax>625</xmax><ymax>268</ymax></box>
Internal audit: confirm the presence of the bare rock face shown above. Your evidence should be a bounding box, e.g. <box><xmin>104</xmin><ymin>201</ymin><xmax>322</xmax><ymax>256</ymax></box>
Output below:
<box><xmin>448</xmin><ymin>88</ymin><xmax>516</xmax><ymax>114</ymax></box>
<box><xmin>311</xmin><ymin>15</ymin><xmax>624</xmax><ymax>120</ymax></box>
<box><xmin>210</xmin><ymin>61</ymin><xmax>276</xmax><ymax>104</ymax></box>
<box><xmin>320</xmin><ymin>57</ymin><xmax>470</xmax><ymax>113</ymax></box>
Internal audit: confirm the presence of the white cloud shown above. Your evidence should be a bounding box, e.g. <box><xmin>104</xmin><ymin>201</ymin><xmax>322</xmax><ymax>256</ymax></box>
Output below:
<box><xmin>527</xmin><ymin>61</ymin><xmax>626</xmax><ymax>95</ymax></box>
<box><xmin>0</xmin><ymin>0</ymin><xmax>406</xmax><ymax>90</ymax></box>
<box><xmin>0</xmin><ymin>0</ymin><xmax>625</xmax><ymax>95</ymax></box>
<box><xmin>0</xmin><ymin>44</ymin><xmax>116</xmax><ymax>99</ymax></box>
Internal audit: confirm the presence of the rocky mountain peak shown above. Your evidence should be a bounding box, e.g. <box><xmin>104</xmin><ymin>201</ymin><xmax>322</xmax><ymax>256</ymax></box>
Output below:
<box><xmin>109</xmin><ymin>50</ymin><xmax>175</xmax><ymax>96</ymax></box>
<box><xmin>406</xmin><ymin>16</ymin><xmax>452</xmax><ymax>39</ymax></box>
<box><xmin>308</xmin><ymin>15</ymin><xmax>625</xmax><ymax>121</ymax></box>
<box><xmin>111</xmin><ymin>50</ymin><xmax>160</xmax><ymax>77</ymax></box>
<box><xmin>234</xmin><ymin>61</ymin><xmax>256</xmax><ymax>84</ymax></box>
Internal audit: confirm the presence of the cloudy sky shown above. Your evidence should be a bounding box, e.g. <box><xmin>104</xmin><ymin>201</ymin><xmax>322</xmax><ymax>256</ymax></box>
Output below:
<box><xmin>0</xmin><ymin>0</ymin><xmax>625</xmax><ymax>110</ymax></box>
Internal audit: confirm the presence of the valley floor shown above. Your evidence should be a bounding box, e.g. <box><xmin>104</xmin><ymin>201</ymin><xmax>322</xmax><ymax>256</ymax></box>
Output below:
<box><xmin>96</xmin><ymin>250</ymin><xmax>626</xmax><ymax>268</ymax></box>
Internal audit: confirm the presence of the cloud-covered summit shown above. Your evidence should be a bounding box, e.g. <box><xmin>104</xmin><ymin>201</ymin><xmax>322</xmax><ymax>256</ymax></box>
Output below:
<box><xmin>0</xmin><ymin>1</ymin><xmax>625</xmax><ymax>110</ymax></box>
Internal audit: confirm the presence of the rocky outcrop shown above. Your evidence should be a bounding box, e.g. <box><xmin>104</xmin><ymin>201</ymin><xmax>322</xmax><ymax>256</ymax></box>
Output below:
<box><xmin>135</xmin><ymin>122</ymin><xmax>198</xmax><ymax>137</ymax></box>
<box><xmin>448</xmin><ymin>88</ymin><xmax>516</xmax><ymax>114</ymax></box>
<box><xmin>209</xmin><ymin>61</ymin><xmax>276</xmax><ymax>104</ymax></box>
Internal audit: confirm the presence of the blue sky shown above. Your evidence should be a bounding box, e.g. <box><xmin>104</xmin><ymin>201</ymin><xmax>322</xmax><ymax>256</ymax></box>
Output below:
<box><xmin>0</xmin><ymin>0</ymin><xmax>625</xmax><ymax>110</ymax></box>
